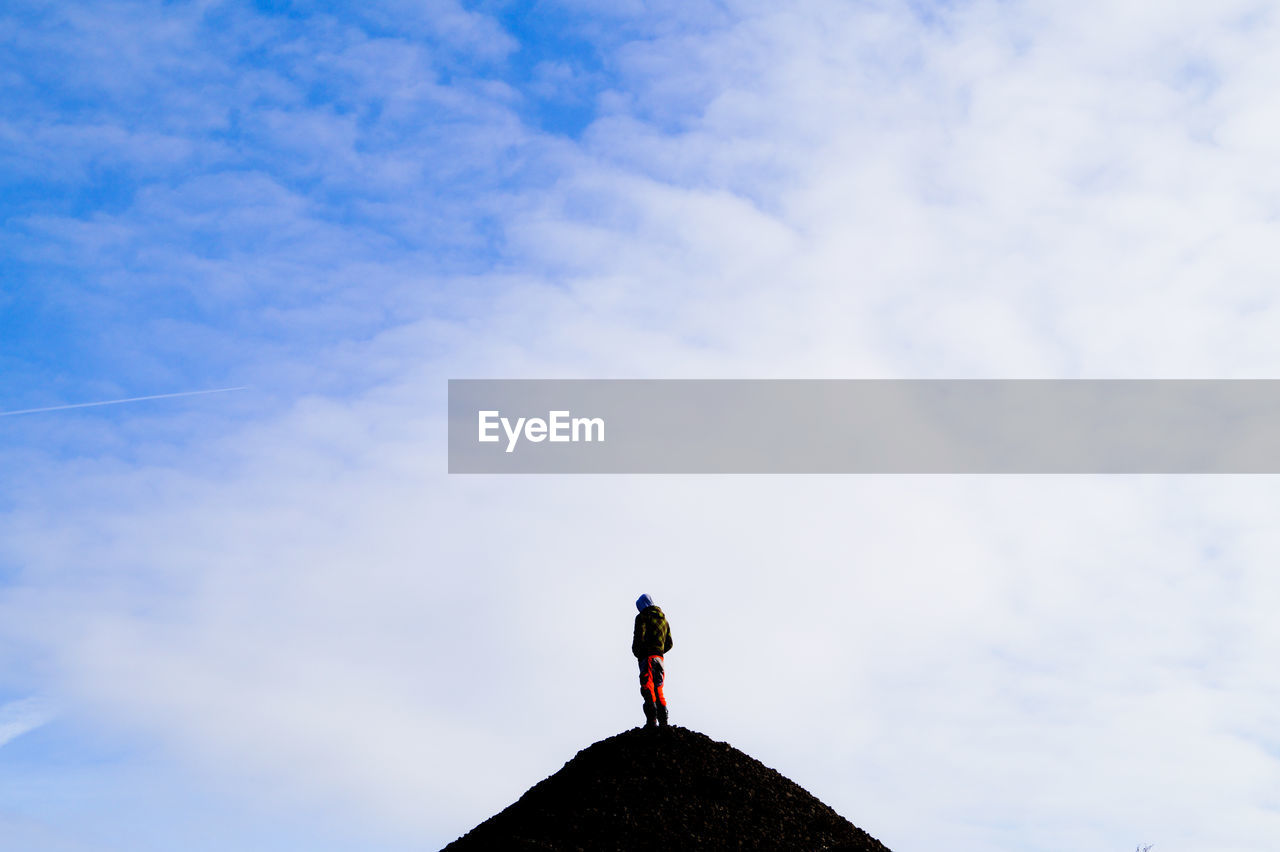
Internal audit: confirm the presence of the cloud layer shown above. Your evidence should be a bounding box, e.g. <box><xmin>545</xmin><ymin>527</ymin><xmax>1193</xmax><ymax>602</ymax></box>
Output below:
<box><xmin>4</xmin><ymin>1</ymin><xmax>1280</xmax><ymax>850</ymax></box>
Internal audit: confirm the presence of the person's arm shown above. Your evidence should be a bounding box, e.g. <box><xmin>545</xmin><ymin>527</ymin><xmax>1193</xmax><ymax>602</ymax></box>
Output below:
<box><xmin>632</xmin><ymin>614</ymin><xmax>645</xmax><ymax>658</ymax></box>
<box><xmin>663</xmin><ymin>619</ymin><xmax>673</xmax><ymax>654</ymax></box>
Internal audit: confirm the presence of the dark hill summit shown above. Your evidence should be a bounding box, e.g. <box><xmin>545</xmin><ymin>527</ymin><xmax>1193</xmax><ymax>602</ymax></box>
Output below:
<box><xmin>442</xmin><ymin>726</ymin><xmax>892</xmax><ymax>852</ymax></box>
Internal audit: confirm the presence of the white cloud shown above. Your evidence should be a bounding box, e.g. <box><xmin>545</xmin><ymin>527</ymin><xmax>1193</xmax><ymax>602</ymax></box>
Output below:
<box><xmin>5</xmin><ymin>1</ymin><xmax>1280</xmax><ymax>851</ymax></box>
<box><xmin>0</xmin><ymin>695</ymin><xmax>56</xmax><ymax>748</ymax></box>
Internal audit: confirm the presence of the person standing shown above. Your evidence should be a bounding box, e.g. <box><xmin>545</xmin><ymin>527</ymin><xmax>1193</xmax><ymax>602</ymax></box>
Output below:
<box><xmin>632</xmin><ymin>594</ymin><xmax>673</xmax><ymax>728</ymax></box>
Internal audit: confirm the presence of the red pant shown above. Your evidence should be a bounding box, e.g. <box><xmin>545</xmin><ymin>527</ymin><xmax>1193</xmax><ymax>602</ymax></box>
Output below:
<box><xmin>639</xmin><ymin>655</ymin><xmax>666</xmax><ymax>708</ymax></box>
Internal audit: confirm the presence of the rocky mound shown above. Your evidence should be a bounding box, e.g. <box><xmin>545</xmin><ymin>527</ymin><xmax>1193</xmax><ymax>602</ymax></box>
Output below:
<box><xmin>442</xmin><ymin>726</ymin><xmax>892</xmax><ymax>852</ymax></box>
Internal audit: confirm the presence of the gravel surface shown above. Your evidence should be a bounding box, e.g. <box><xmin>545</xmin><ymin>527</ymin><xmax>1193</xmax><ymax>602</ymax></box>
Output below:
<box><xmin>442</xmin><ymin>726</ymin><xmax>893</xmax><ymax>852</ymax></box>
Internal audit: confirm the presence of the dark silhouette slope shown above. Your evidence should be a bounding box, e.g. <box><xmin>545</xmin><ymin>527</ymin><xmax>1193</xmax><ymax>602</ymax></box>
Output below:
<box><xmin>442</xmin><ymin>727</ymin><xmax>892</xmax><ymax>852</ymax></box>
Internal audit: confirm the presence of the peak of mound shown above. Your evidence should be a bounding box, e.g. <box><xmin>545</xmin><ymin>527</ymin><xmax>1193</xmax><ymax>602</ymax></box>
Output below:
<box><xmin>442</xmin><ymin>726</ymin><xmax>892</xmax><ymax>852</ymax></box>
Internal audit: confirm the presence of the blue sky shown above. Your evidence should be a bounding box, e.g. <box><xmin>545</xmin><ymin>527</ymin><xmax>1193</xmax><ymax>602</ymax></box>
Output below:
<box><xmin>4</xmin><ymin>1</ymin><xmax>1280</xmax><ymax>851</ymax></box>
<box><xmin>4</xmin><ymin>1</ymin><xmax>518</xmax><ymax>409</ymax></box>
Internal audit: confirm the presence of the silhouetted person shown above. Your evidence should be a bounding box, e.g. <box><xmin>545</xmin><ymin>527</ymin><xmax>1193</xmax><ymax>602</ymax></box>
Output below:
<box><xmin>633</xmin><ymin>593</ymin><xmax>673</xmax><ymax>728</ymax></box>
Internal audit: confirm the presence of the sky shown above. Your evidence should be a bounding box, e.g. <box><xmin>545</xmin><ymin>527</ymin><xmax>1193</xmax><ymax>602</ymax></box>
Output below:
<box><xmin>3</xmin><ymin>0</ymin><xmax>1280</xmax><ymax>850</ymax></box>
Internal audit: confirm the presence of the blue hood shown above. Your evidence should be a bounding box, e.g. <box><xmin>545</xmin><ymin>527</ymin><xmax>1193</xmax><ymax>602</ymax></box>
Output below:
<box><xmin>635</xmin><ymin>594</ymin><xmax>654</xmax><ymax>612</ymax></box>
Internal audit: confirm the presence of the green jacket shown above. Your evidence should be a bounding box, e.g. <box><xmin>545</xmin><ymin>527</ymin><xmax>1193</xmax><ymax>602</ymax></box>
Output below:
<box><xmin>633</xmin><ymin>605</ymin><xmax>673</xmax><ymax>658</ymax></box>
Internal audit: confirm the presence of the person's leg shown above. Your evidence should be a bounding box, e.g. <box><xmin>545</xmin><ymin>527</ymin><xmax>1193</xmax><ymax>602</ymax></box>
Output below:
<box><xmin>638</xmin><ymin>657</ymin><xmax>657</xmax><ymax>727</ymax></box>
<box><xmin>650</xmin><ymin>656</ymin><xmax>668</xmax><ymax>726</ymax></box>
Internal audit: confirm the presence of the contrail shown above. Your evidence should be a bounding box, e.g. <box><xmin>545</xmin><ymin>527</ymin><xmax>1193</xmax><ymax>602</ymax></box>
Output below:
<box><xmin>0</xmin><ymin>387</ymin><xmax>248</xmax><ymax>417</ymax></box>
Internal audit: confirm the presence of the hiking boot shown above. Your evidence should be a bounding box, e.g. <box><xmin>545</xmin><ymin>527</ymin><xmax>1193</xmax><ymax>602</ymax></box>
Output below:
<box><xmin>642</xmin><ymin>702</ymin><xmax>657</xmax><ymax>728</ymax></box>
<box><xmin>656</xmin><ymin>704</ymin><xmax>669</xmax><ymax>727</ymax></box>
